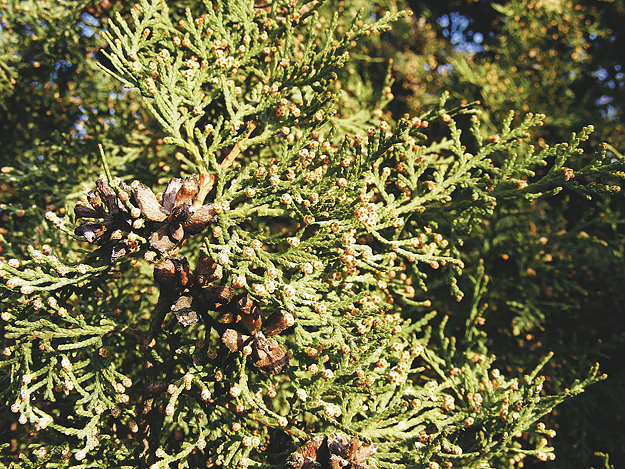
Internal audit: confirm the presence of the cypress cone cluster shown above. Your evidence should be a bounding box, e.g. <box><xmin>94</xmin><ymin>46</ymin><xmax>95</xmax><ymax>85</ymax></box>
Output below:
<box><xmin>286</xmin><ymin>433</ymin><xmax>377</xmax><ymax>469</ymax></box>
<box><xmin>74</xmin><ymin>174</ymin><xmax>217</xmax><ymax>260</ymax></box>
<box><xmin>153</xmin><ymin>253</ymin><xmax>293</xmax><ymax>374</ymax></box>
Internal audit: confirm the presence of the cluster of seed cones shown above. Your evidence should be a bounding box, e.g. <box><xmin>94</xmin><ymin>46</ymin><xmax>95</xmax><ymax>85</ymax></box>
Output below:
<box><xmin>286</xmin><ymin>433</ymin><xmax>377</xmax><ymax>469</ymax></box>
<box><xmin>76</xmin><ymin>174</ymin><xmax>292</xmax><ymax>373</ymax></box>
<box><xmin>74</xmin><ymin>174</ymin><xmax>216</xmax><ymax>261</ymax></box>
<box><xmin>154</xmin><ymin>254</ymin><xmax>293</xmax><ymax>374</ymax></box>
<box><xmin>154</xmin><ymin>254</ymin><xmax>234</xmax><ymax>326</ymax></box>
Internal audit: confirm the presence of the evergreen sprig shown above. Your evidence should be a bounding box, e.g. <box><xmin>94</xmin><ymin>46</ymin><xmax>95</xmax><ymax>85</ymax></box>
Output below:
<box><xmin>1</xmin><ymin>0</ymin><xmax>621</xmax><ymax>467</ymax></box>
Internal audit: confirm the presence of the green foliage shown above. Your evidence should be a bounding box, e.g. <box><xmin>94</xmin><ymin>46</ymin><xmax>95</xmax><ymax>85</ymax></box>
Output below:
<box><xmin>1</xmin><ymin>0</ymin><xmax>624</xmax><ymax>468</ymax></box>
<box><xmin>392</xmin><ymin>2</ymin><xmax>625</xmax><ymax>466</ymax></box>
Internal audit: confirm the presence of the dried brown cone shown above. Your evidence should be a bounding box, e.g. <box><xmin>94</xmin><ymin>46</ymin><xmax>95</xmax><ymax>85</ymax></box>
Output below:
<box><xmin>286</xmin><ymin>434</ymin><xmax>377</xmax><ymax>469</ymax></box>
<box><xmin>327</xmin><ymin>434</ymin><xmax>377</xmax><ymax>469</ymax></box>
<box><xmin>133</xmin><ymin>175</ymin><xmax>217</xmax><ymax>254</ymax></box>
<box><xmin>74</xmin><ymin>176</ymin><xmax>136</xmax><ymax>262</ymax></box>
<box><xmin>252</xmin><ymin>332</ymin><xmax>289</xmax><ymax>374</ymax></box>
<box><xmin>153</xmin><ymin>257</ymin><xmax>193</xmax><ymax>294</ymax></box>
<box><xmin>285</xmin><ymin>434</ymin><xmax>327</xmax><ymax>469</ymax></box>
<box><xmin>74</xmin><ymin>174</ymin><xmax>218</xmax><ymax>261</ymax></box>
<box><xmin>221</xmin><ymin>296</ymin><xmax>295</xmax><ymax>374</ymax></box>
<box><xmin>154</xmin><ymin>255</ymin><xmax>235</xmax><ymax>327</ymax></box>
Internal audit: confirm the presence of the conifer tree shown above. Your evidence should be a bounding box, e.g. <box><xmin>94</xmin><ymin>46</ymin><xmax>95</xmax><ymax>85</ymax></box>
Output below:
<box><xmin>395</xmin><ymin>2</ymin><xmax>625</xmax><ymax>466</ymax></box>
<box><xmin>1</xmin><ymin>0</ymin><xmax>623</xmax><ymax>468</ymax></box>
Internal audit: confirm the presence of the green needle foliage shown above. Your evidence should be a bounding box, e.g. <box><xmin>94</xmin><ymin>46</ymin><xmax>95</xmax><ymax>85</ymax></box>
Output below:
<box><xmin>1</xmin><ymin>0</ymin><xmax>623</xmax><ymax>468</ymax></box>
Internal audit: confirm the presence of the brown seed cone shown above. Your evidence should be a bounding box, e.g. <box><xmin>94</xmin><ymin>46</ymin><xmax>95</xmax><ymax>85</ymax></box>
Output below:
<box><xmin>236</xmin><ymin>295</ymin><xmax>256</xmax><ymax>315</ymax></box>
<box><xmin>253</xmin><ymin>333</ymin><xmax>288</xmax><ymax>374</ymax></box>
<box><xmin>199</xmin><ymin>285</ymin><xmax>236</xmax><ymax>308</ymax></box>
<box><xmin>170</xmin><ymin>294</ymin><xmax>198</xmax><ymax>327</ymax></box>
<box><xmin>75</xmin><ymin>222</ymin><xmax>105</xmax><ymax>243</ymax></box>
<box><xmin>286</xmin><ymin>435</ymin><xmax>328</xmax><ymax>469</ymax></box>
<box><xmin>154</xmin><ymin>257</ymin><xmax>193</xmax><ymax>294</ymax></box>
<box><xmin>85</xmin><ymin>188</ymin><xmax>104</xmax><ymax>214</ymax></box>
<box><xmin>148</xmin><ymin>225</ymin><xmax>179</xmax><ymax>253</ymax></box>
<box><xmin>174</xmin><ymin>175</ymin><xmax>199</xmax><ymax>206</ymax></box>
<box><xmin>263</xmin><ymin>311</ymin><xmax>296</xmax><ymax>337</ymax></box>
<box><xmin>194</xmin><ymin>255</ymin><xmax>221</xmax><ymax>286</ymax></box>
<box><xmin>221</xmin><ymin>328</ymin><xmax>251</xmax><ymax>353</ymax></box>
<box><xmin>161</xmin><ymin>178</ymin><xmax>182</xmax><ymax>212</ymax></box>
<box><xmin>234</xmin><ymin>295</ymin><xmax>262</xmax><ymax>335</ymax></box>
<box><xmin>96</xmin><ymin>177</ymin><xmax>120</xmax><ymax>215</ymax></box>
<box><xmin>133</xmin><ymin>183</ymin><xmax>168</xmax><ymax>222</ymax></box>
<box><xmin>327</xmin><ymin>434</ymin><xmax>377</xmax><ymax>469</ymax></box>
<box><xmin>183</xmin><ymin>204</ymin><xmax>217</xmax><ymax>235</ymax></box>
<box><xmin>74</xmin><ymin>204</ymin><xmax>101</xmax><ymax>219</ymax></box>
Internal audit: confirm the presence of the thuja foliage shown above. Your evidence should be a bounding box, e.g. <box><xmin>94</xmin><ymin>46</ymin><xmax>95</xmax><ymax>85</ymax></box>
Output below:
<box><xmin>394</xmin><ymin>2</ymin><xmax>625</xmax><ymax>466</ymax></box>
<box><xmin>1</xmin><ymin>0</ymin><xmax>624</xmax><ymax>468</ymax></box>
